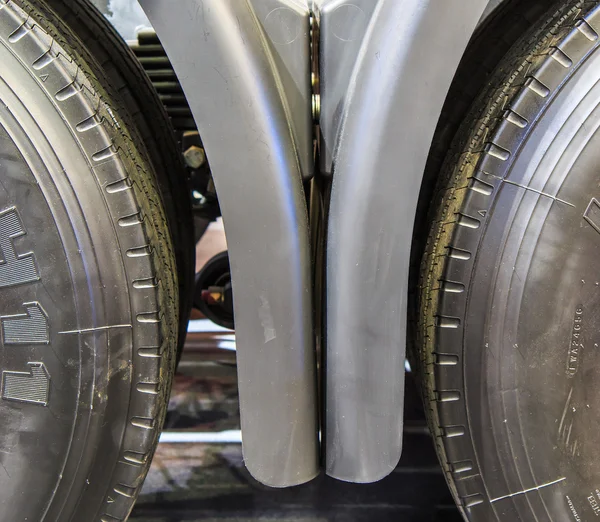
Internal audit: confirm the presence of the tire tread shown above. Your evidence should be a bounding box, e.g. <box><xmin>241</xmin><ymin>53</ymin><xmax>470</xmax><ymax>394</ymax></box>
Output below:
<box><xmin>1</xmin><ymin>1</ymin><xmax>178</xmax><ymax>520</ymax></box>
<box><xmin>418</xmin><ymin>0</ymin><xmax>600</xmax><ymax>519</ymax></box>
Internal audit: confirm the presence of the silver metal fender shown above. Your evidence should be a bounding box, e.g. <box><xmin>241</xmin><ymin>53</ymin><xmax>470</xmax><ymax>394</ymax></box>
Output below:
<box><xmin>323</xmin><ymin>0</ymin><xmax>489</xmax><ymax>482</ymax></box>
<box><xmin>141</xmin><ymin>0</ymin><xmax>318</xmax><ymax>487</ymax></box>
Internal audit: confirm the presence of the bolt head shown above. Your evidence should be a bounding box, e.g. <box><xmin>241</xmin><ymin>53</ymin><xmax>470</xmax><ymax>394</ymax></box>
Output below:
<box><xmin>184</xmin><ymin>146</ymin><xmax>206</xmax><ymax>169</ymax></box>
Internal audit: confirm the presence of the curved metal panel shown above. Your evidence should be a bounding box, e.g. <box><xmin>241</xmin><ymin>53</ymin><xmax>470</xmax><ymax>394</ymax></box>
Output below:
<box><xmin>325</xmin><ymin>0</ymin><xmax>488</xmax><ymax>483</ymax></box>
<box><xmin>250</xmin><ymin>0</ymin><xmax>314</xmax><ymax>180</ymax></box>
<box><xmin>141</xmin><ymin>0</ymin><xmax>318</xmax><ymax>487</ymax></box>
<box><xmin>316</xmin><ymin>0</ymin><xmax>377</xmax><ymax>175</ymax></box>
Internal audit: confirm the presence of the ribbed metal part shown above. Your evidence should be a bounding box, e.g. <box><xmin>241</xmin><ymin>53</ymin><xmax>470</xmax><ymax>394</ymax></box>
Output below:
<box><xmin>130</xmin><ymin>30</ymin><xmax>196</xmax><ymax>131</ymax></box>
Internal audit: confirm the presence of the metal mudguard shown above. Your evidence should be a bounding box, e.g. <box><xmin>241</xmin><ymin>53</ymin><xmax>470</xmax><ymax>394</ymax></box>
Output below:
<box><xmin>142</xmin><ymin>0</ymin><xmax>490</xmax><ymax>486</ymax></box>
<box><xmin>141</xmin><ymin>0</ymin><xmax>318</xmax><ymax>488</ymax></box>
<box><xmin>321</xmin><ymin>0</ymin><xmax>489</xmax><ymax>483</ymax></box>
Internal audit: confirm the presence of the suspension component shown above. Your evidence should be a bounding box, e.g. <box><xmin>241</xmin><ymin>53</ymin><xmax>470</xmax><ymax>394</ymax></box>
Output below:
<box><xmin>194</xmin><ymin>252</ymin><xmax>234</xmax><ymax>330</ymax></box>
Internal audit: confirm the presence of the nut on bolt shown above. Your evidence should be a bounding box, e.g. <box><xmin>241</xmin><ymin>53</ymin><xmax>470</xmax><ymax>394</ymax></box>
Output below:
<box><xmin>184</xmin><ymin>145</ymin><xmax>206</xmax><ymax>169</ymax></box>
<box><xmin>312</xmin><ymin>94</ymin><xmax>320</xmax><ymax>122</ymax></box>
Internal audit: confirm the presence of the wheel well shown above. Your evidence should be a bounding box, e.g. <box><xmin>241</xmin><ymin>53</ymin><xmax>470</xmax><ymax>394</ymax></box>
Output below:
<box><xmin>408</xmin><ymin>0</ymin><xmax>553</xmax><ymax>349</ymax></box>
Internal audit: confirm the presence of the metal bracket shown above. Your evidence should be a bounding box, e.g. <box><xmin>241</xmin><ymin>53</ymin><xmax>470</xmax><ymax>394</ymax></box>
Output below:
<box><xmin>141</xmin><ymin>0</ymin><xmax>318</xmax><ymax>487</ymax></box>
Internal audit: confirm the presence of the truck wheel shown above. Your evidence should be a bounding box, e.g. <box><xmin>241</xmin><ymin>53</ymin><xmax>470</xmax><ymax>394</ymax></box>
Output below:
<box><xmin>0</xmin><ymin>1</ymin><xmax>177</xmax><ymax>521</ymax></box>
<box><xmin>420</xmin><ymin>1</ymin><xmax>600</xmax><ymax>520</ymax></box>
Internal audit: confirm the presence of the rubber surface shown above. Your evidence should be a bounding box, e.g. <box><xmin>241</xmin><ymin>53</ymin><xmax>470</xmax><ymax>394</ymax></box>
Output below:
<box><xmin>40</xmin><ymin>0</ymin><xmax>194</xmax><ymax>348</ymax></box>
<box><xmin>0</xmin><ymin>1</ymin><xmax>177</xmax><ymax>520</ymax></box>
<box><xmin>410</xmin><ymin>0</ymin><xmax>550</xmax><ymax>287</ymax></box>
<box><xmin>419</xmin><ymin>1</ymin><xmax>600</xmax><ymax>520</ymax></box>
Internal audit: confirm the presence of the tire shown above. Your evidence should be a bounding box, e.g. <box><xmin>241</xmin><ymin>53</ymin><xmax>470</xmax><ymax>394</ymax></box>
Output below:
<box><xmin>419</xmin><ymin>1</ymin><xmax>600</xmax><ymax>520</ymax></box>
<box><xmin>31</xmin><ymin>0</ymin><xmax>195</xmax><ymax>349</ymax></box>
<box><xmin>0</xmin><ymin>1</ymin><xmax>177</xmax><ymax>521</ymax></box>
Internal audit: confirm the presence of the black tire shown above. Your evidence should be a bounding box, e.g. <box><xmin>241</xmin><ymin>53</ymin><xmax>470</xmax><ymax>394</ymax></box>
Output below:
<box><xmin>34</xmin><ymin>0</ymin><xmax>195</xmax><ymax>348</ymax></box>
<box><xmin>419</xmin><ymin>1</ymin><xmax>600</xmax><ymax>520</ymax></box>
<box><xmin>0</xmin><ymin>1</ymin><xmax>177</xmax><ymax>521</ymax></box>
